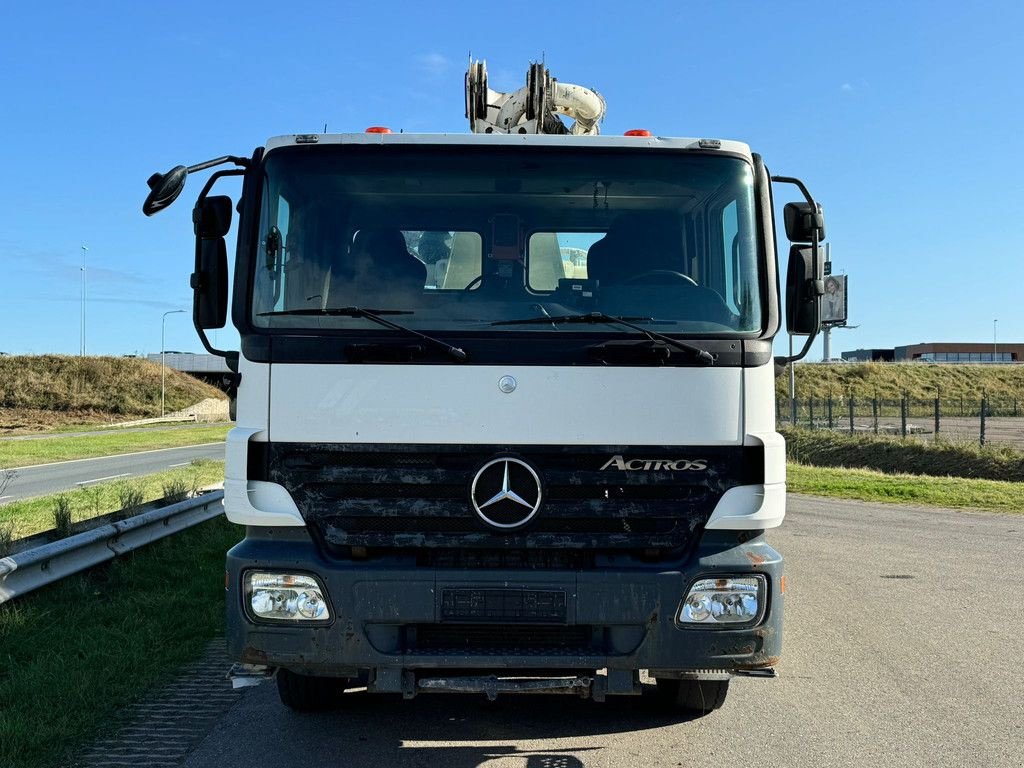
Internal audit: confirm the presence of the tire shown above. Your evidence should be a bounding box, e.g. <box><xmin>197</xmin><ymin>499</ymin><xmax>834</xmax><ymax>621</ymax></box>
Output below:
<box><xmin>654</xmin><ymin>677</ymin><xmax>729</xmax><ymax>714</ymax></box>
<box><xmin>276</xmin><ymin>669</ymin><xmax>348</xmax><ymax>711</ymax></box>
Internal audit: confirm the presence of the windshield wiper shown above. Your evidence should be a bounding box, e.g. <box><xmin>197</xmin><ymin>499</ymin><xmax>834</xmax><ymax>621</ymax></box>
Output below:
<box><xmin>492</xmin><ymin>312</ymin><xmax>715</xmax><ymax>365</ymax></box>
<box><xmin>259</xmin><ymin>306</ymin><xmax>468</xmax><ymax>362</ymax></box>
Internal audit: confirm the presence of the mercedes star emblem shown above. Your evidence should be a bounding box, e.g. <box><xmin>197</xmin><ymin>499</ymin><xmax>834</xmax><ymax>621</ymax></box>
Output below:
<box><xmin>470</xmin><ymin>457</ymin><xmax>542</xmax><ymax>529</ymax></box>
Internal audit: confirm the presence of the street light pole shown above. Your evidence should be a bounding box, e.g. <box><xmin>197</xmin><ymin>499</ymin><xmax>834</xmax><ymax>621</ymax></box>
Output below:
<box><xmin>161</xmin><ymin>309</ymin><xmax>186</xmax><ymax>417</ymax></box>
<box><xmin>994</xmin><ymin>319</ymin><xmax>998</xmax><ymax>361</ymax></box>
<box><xmin>80</xmin><ymin>245</ymin><xmax>88</xmax><ymax>356</ymax></box>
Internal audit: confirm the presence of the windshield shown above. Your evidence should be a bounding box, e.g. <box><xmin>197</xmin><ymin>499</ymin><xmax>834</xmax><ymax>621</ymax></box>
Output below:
<box><xmin>252</xmin><ymin>145</ymin><xmax>763</xmax><ymax>336</ymax></box>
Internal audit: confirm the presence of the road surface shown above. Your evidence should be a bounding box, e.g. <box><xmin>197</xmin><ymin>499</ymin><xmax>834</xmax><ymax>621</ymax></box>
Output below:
<box><xmin>0</xmin><ymin>443</ymin><xmax>226</xmax><ymax>503</ymax></box>
<box><xmin>83</xmin><ymin>495</ymin><xmax>1024</xmax><ymax>768</ymax></box>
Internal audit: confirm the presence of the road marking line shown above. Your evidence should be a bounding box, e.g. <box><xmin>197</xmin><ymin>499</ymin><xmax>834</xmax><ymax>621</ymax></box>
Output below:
<box><xmin>11</xmin><ymin>442</ymin><xmax>226</xmax><ymax>472</ymax></box>
<box><xmin>0</xmin><ymin>496</ymin><xmax>10</xmax><ymax>501</ymax></box>
<box><xmin>168</xmin><ymin>462</ymin><xmax>192</xmax><ymax>467</ymax></box>
<box><xmin>76</xmin><ymin>473</ymin><xmax>131</xmax><ymax>486</ymax></box>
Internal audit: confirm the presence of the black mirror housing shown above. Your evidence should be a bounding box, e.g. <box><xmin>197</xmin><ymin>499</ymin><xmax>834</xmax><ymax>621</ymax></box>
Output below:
<box><xmin>786</xmin><ymin>245</ymin><xmax>823</xmax><ymax>335</ymax></box>
<box><xmin>783</xmin><ymin>202</ymin><xmax>826</xmax><ymax>243</ymax></box>
<box><xmin>192</xmin><ymin>239</ymin><xmax>228</xmax><ymax>329</ymax></box>
<box><xmin>194</xmin><ymin>195</ymin><xmax>233</xmax><ymax>238</ymax></box>
<box><xmin>143</xmin><ymin>165</ymin><xmax>188</xmax><ymax>216</ymax></box>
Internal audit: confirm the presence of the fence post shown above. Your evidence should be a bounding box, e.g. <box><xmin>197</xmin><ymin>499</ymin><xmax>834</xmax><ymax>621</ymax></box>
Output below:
<box><xmin>808</xmin><ymin>398</ymin><xmax>815</xmax><ymax>430</ymax></box>
<box><xmin>960</xmin><ymin>395</ymin><xmax>964</xmax><ymax>417</ymax></box>
<box><xmin>872</xmin><ymin>397</ymin><xmax>879</xmax><ymax>435</ymax></box>
<box><xmin>848</xmin><ymin>395</ymin><xmax>855</xmax><ymax>435</ymax></box>
<box><xmin>791</xmin><ymin>397</ymin><xmax>797</xmax><ymax>426</ymax></box>
<box><xmin>980</xmin><ymin>394</ymin><xmax>987</xmax><ymax>446</ymax></box>
<box><xmin>900</xmin><ymin>394</ymin><xmax>908</xmax><ymax>438</ymax></box>
<box><xmin>827</xmin><ymin>395</ymin><xmax>834</xmax><ymax>430</ymax></box>
<box><xmin>934</xmin><ymin>396</ymin><xmax>940</xmax><ymax>437</ymax></box>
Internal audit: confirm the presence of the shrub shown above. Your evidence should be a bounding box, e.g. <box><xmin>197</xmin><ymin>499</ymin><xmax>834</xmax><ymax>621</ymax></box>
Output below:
<box><xmin>115</xmin><ymin>481</ymin><xmax>145</xmax><ymax>520</ymax></box>
<box><xmin>159</xmin><ymin>477</ymin><xmax>192</xmax><ymax>506</ymax></box>
<box><xmin>52</xmin><ymin>494</ymin><xmax>74</xmax><ymax>538</ymax></box>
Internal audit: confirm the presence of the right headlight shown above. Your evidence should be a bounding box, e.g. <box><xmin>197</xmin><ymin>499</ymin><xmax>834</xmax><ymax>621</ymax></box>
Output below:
<box><xmin>677</xmin><ymin>576</ymin><xmax>766</xmax><ymax>627</ymax></box>
<box><xmin>246</xmin><ymin>571</ymin><xmax>331</xmax><ymax>622</ymax></box>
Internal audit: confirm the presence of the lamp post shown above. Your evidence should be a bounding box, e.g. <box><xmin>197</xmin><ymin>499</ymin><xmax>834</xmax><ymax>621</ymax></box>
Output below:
<box><xmin>161</xmin><ymin>310</ymin><xmax>186</xmax><ymax>417</ymax></box>
<box><xmin>80</xmin><ymin>245</ymin><xmax>88</xmax><ymax>356</ymax></box>
<box><xmin>994</xmin><ymin>319</ymin><xmax>998</xmax><ymax>362</ymax></box>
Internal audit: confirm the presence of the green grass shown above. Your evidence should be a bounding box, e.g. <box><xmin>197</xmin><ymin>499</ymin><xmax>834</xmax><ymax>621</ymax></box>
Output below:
<box><xmin>0</xmin><ymin>515</ymin><xmax>242</xmax><ymax>768</ymax></box>
<box><xmin>778</xmin><ymin>361</ymin><xmax>1024</xmax><ymax>401</ymax></box>
<box><xmin>781</xmin><ymin>426</ymin><xmax>1024</xmax><ymax>483</ymax></box>
<box><xmin>788</xmin><ymin>462</ymin><xmax>1024</xmax><ymax>513</ymax></box>
<box><xmin>0</xmin><ymin>424</ymin><xmax>230</xmax><ymax>468</ymax></box>
<box><xmin>0</xmin><ymin>461</ymin><xmax>225</xmax><ymax>542</ymax></box>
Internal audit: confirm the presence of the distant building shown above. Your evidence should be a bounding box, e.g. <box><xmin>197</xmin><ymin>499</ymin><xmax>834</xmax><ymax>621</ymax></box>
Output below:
<box><xmin>842</xmin><ymin>343</ymin><xmax>1022</xmax><ymax>363</ymax></box>
<box><xmin>842</xmin><ymin>348</ymin><xmax>895</xmax><ymax>362</ymax></box>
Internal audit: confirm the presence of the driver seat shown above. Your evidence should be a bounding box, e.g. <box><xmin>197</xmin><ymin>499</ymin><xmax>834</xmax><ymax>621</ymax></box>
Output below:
<box><xmin>587</xmin><ymin>213</ymin><xmax>687</xmax><ymax>284</ymax></box>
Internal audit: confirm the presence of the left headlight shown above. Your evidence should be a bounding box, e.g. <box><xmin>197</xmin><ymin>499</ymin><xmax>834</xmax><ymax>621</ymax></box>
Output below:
<box><xmin>677</xmin><ymin>576</ymin><xmax>766</xmax><ymax>627</ymax></box>
<box><xmin>246</xmin><ymin>571</ymin><xmax>331</xmax><ymax>622</ymax></box>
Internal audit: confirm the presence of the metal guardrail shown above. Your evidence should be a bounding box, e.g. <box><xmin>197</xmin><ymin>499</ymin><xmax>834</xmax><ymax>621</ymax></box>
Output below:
<box><xmin>0</xmin><ymin>491</ymin><xmax>224</xmax><ymax>604</ymax></box>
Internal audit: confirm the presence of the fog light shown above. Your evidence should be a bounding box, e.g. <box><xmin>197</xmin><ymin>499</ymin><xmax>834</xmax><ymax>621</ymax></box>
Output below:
<box><xmin>677</xmin><ymin>576</ymin><xmax>765</xmax><ymax>626</ymax></box>
<box><xmin>247</xmin><ymin>572</ymin><xmax>331</xmax><ymax>622</ymax></box>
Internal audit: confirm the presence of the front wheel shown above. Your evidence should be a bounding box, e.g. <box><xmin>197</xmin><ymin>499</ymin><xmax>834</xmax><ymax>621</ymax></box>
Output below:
<box><xmin>276</xmin><ymin>669</ymin><xmax>349</xmax><ymax>711</ymax></box>
<box><xmin>654</xmin><ymin>678</ymin><xmax>729</xmax><ymax>714</ymax></box>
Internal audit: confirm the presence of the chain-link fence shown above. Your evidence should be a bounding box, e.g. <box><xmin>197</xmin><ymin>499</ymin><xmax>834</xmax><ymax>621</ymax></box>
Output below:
<box><xmin>777</xmin><ymin>394</ymin><xmax>1024</xmax><ymax>448</ymax></box>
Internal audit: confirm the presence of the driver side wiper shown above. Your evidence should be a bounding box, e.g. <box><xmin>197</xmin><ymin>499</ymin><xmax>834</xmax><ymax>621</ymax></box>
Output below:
<box><xmin>492</xmin><ymin>312</ymin><xmax>715</xmax><ymax>365</ymax></box>
<box><xmin>258</xmin><ymin>306</ymin><xmax>468</xmax><ymax>362</ymax></box>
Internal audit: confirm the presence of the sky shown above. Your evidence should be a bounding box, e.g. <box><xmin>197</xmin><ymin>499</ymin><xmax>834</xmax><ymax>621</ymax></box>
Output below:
<box><xmin>1</xmin><ymin>1</ymin><xmax>1022</xmax><ymax>359</ymax></box>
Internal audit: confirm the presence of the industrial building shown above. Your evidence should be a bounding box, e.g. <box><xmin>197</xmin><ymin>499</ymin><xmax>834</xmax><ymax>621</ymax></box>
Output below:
<box><xmin>842</xmin><ymin>343</ymin><xmax>1022</xmax><ymax>363</ymax></box>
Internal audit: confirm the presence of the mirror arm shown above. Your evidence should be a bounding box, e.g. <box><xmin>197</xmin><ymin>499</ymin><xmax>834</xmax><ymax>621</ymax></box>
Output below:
<box><xmin>187</xmin><ymin>155</ymin><xmax>250</xmax><ymax>175</ymax></box>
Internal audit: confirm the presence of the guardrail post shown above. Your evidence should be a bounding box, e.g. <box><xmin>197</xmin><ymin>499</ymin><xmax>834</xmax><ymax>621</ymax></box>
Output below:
<box><xmin>848</xmin><ymin>396</ymin><xmax>855</xmax><ymax>435</ymax></box>
<box><xmin>872</xmin><ymin>398</ymin><xmax>879</xmax><ymax>435</ymax></box>
<box><xmin>980</xmin><ymin>395</ymin><xmax>987</xmax><ymax>446</ymax></box>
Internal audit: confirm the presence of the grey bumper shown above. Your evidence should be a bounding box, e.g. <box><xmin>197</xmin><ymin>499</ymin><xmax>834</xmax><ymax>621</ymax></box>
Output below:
<box><xmin>225</xmin><ymin>529</ymin><xmax>783</xmax><ymax>678</ymax></box>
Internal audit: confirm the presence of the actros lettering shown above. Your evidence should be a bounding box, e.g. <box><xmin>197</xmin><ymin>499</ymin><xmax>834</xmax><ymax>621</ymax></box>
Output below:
<box><xmin>599</xmin><ymin>455</ymin><xmax>708</xmax><ymax>471</ymax></box>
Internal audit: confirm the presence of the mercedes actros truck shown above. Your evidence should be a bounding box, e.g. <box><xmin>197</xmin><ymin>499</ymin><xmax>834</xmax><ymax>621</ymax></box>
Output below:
<box><xmin>143</xmin><ymin>60</ymin><xmax>825</xmax><ymax>714</ymax></box>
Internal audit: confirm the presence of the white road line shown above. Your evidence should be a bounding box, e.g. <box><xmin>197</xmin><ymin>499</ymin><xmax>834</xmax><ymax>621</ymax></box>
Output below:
<box><xmin>76</xmin><ymin>473</ymin><xmax>131</xmax><ymax>486</ymax></box>
<box><xmin>0</xmin><ymin>495</ymin><xmax>11</xmax><ymax>501</ymax></box>
<box><xmin>11</xmin><ymin>442</ymin><xmax>226</xmax><ymax>472</ymax></box>
<box><xmin>168</xmin><ymin>462</ymin><xmax>191</xmax><ymax>468</ymax></box>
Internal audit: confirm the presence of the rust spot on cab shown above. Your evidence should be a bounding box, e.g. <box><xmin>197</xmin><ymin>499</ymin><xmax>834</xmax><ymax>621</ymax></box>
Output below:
<box><xmin>745</xmin><ymin>551</ymin><xmax>767</xmax><ymax>566</ymax></box>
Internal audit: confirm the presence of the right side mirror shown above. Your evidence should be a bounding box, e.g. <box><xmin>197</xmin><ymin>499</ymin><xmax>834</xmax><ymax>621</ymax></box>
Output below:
<box><xmin>786</xmin><ymin>245</ymin><xmax>823</xmax><ymax>335</ymax></box>
<box><xmin>783</xmin><ymin>202</ymin><xmax>826</xmax><ymax>243</ymax></box>
<box><xmin>190</xmin><ymin>195</ymin><xmax>232</xmax><ymax>330</ymax></box>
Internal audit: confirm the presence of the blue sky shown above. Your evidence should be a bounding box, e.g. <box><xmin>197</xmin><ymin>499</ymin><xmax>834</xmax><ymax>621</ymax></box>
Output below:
<box><xmin>1</xmin><ymin>1</ymin><xmax>1021</xmax><ymax>358</ymax></box>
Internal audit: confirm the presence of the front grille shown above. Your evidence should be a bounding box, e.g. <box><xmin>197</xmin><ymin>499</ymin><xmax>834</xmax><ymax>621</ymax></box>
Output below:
<box><xmin>408</xmin><ymin>624</ymin><xmax>597</xmax><ymax>656</ymax></box>
<box><xmin>257</xmin><ymin>443</ymin><xmax>761</xmax><ymax>554</ymax></box>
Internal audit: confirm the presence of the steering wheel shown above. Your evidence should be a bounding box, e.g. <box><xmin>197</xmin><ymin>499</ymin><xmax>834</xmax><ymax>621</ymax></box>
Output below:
<box><xmin>621</xmin><ymin>269</ymin><xmax>698</xmax><ymax>286</ymax></box>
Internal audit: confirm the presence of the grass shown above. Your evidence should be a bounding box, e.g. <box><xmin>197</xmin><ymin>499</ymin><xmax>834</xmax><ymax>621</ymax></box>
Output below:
<box><xmin>0</xmin><ymin>355</ymin><xmax>226</xmax><ymax>431</ymax></box>
<box><xmin>788</xmin><ymin>462</ymin><xmax>1024</xmax><ymax>513</ymax></box>
<box><xmin>0</xmin><ymin>515</ymin><xmax>242</xmax><ymax>768</ymax></box>
<box><xmin>778</xmin><ymin>361</ymin><xmax>1024</xmax><ymax>401</ymax></box>
<box><xmin>0</xmin><ymin>460</ymin><xmax>225</xmax><ymax>543</ymax></box>
<box><xmin>0</xmin><ymin>424</ymin><xmax>231</xmax><ymax>468</ymax></box>
<box><xmin>781</xmin><ymin>426</ymin><xmax>1024</xmax><ymax>483</ymax></box>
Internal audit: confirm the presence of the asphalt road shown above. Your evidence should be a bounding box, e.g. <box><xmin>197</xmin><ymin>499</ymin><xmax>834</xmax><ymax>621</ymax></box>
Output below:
<box><xmin>0</xmin><ymin>443</ymin><xmax>226</xmax><ymax>503</ymax></box>
<box><xmin>156</xmin><ymin>495</ymin><xmax>1024</xmax><ymax>768</ymax></box>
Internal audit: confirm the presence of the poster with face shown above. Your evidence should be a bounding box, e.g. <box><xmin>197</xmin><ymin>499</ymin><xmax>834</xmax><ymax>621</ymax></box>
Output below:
<box><xmin>821</xmin><ymin>274</ymin><xmax>847</xmax><ymax>324</ymax></box>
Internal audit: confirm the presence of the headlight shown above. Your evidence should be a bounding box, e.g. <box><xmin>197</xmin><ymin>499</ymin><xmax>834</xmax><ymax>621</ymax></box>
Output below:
<box><xmin>677</xmin><ymin>576</ymin><xmax>765</xmax><ymax>626</ymax></box>
<box><xmin>246</xmin><ymin>572</ymin><xmax>331</xmax><ymax>622</ymax></box>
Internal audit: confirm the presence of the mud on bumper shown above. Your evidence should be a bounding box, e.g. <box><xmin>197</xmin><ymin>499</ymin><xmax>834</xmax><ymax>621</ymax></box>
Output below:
<box><xmin>225</xmin><ymin>528</ymin><xmax>782</xmax><ymax>692</ymax></box>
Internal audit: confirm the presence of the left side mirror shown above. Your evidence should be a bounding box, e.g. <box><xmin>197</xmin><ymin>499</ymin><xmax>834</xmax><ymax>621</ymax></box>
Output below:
<box><xmin>190</xmin><ymin>196</ymin><xmax>232</xmax><ymax>329</ymax></box>
<box><xmin>785</xmin><ymin>245</ymin><xmax>823</xmax><ymax>336</ymax></box>
<box><xmin>783</xmin><ymin>202</ymin><xmax>826</xmax><ymax>243</ymax></box>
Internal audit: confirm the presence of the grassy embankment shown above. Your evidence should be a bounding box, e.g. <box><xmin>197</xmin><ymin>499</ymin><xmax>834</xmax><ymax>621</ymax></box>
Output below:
<box><xmin>0</xmin><ymin>515</ymin><xmax>241</xmax><ymax>768</ymax></box>
<box><xmin>0</xmin><ymin>460</ymin><xmax>225</xmax><ymax>543</ymax></box>
<box><xmin>778</xmin><ymin>361</ymin><xmax>1024</xmax><ymax>400</ymax></box>
<box><xmin>0</xmin><ymin>355</ymin><xmax>227</xmax><ymax>434</ymax></box>
<box><xmin>0</xmin><ymin>424</ymin><xmax>231</xmax><ymax>468</ymax></box>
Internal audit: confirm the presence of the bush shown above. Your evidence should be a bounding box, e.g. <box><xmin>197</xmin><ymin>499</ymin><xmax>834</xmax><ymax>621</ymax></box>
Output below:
<box><xmin>159</xmin><ymin>477</ymin><xmax>193</xmax><ymax>506</ymax></box>
<box><xmin>115</xmin><ymin>481</ymin><xmax>145</xmax><ymax>520</ymax></box>
<box><xmin>781</xmin><ymin>427</ymin><xmax>1024</xmax><ymax>482</ymax></box>
<box><xmin>52</xmin><ymin>494</ymin><xmax>74</xmax><ymax>538</ymax></box>
<box><xmin>0</xmin><ymin>517</ymin><xmax>14</xmax><ymax>557</ymax></box>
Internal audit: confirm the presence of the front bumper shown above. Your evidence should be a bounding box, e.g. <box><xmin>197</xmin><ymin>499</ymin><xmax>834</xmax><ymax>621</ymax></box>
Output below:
<box><xmin>225</xmin><ymin>528</ymin><xmax>783</xmax><ymax>682</ymax></box>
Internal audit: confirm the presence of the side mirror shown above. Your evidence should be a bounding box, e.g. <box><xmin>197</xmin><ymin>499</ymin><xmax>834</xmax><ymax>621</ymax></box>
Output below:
<box><xmin>783</xmin><ymin>202</ymin><xmax>826</xmax><ymax>243</ymax></box>
<box><xmin>786</xmin><ymin>245</ymin><xmax>823</xmax><ymax>335</ymax></box>
<box><xmin>143</xmin><ymin>166</ymin><xmax>188</xmax><ymax>216</ymax></box>
<box><xmin>190</xmin><ymin>196</ymin><xmax>231</xmax><ymax>329</ymax></box>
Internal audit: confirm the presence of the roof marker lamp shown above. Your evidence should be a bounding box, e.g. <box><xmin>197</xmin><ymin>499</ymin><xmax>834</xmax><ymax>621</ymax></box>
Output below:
<box><xmin>246</xmin><ymin>572</ymin><xmax>331</xmax><ymax>622</ymax></box>
<box><xmin>677</xmin><ymin>576</ymin><xmax>765</xmax><ymax>627</ymax></box>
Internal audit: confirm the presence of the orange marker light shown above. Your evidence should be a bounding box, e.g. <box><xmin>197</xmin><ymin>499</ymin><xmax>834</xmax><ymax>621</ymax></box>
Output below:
<box><xmin>365</xmin><ymin>126</ymin><xmax>392</xmax><ymax>134</ymax></box>
<box><xmin>780</xmin><ymin>575</ymin><xmax>786</xmax><ymax>594</ymax></box>
<box><xmin>624</xmin><ymin>129</ymin><xmax>652</xmax><ymax>137</ymax></box>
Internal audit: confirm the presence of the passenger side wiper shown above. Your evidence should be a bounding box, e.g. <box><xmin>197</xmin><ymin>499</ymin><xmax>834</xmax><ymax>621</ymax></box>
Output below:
<box><xmin>259</xmin><ymin>307</ymin><xmax>468</xmax><ymax>362</ymax></box>
<box><xmin>492</xmin><ymin>312</ymin><xmax>715</xmax><ymax>365</ymax></box>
